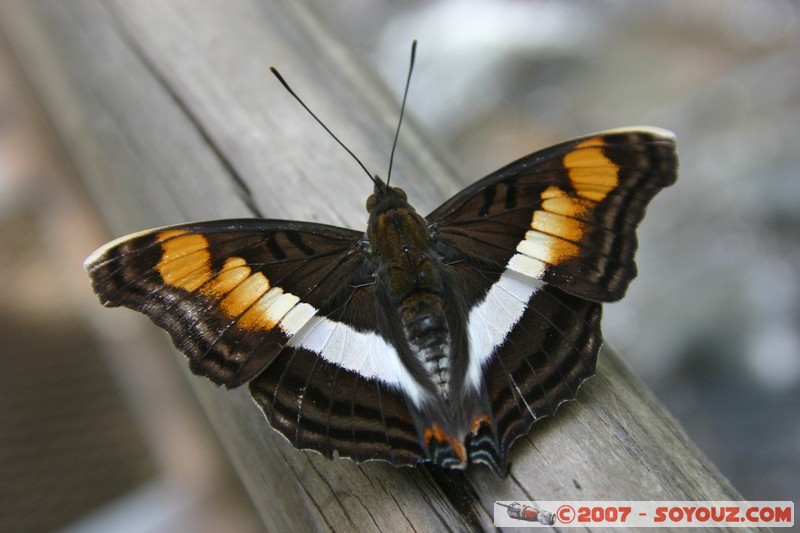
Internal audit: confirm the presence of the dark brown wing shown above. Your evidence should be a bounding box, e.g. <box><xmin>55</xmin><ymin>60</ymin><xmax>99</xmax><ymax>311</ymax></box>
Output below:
<box><xmin>482</xmin><ymin>285</ymin><xmax>602</xmax><ymax>456</ymax></box>
<box><xmin>428</xmin><ymin>128</ymin><xmax>676</xmax><ymax>467</ymax></box>
<box><xmin>249</xmin><ymin>347</ymin><xmax>424</xmax><ymax>466</ymax></box>
<box><xmin>85</xmin><ymin>218</ymin><xmax>425</xmax><ymax>466</ymax></box>
<box><xmin>428</xmin><ymin>127</ymin><xmax>678</xmax><ymax>302</ymax></box>
<box><xmin>85</xmin><ymin>219</ymin><xmax>374</xmax><ymax>386</ymax></box>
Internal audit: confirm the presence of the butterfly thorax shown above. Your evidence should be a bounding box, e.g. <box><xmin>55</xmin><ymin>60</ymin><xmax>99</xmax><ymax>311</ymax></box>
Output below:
<box><xmin>366</xmin><ymin>180</ymin><xmax>454</xmax><ymax>399</ymax></box>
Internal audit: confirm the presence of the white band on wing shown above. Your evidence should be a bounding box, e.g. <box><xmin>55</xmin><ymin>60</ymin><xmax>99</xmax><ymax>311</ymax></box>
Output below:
<box><xmin>466</xmin><ymin>265</ymin><xmax>543</xmax><ymax>390</ymax></box>
<box><xmin>286</xmin><ymin>310</ymin><xmax>428</xmax><ymax>407</ymax></box>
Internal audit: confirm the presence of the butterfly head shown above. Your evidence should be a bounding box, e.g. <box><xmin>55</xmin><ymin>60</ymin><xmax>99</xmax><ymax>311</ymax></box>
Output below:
<box><xmin>365</xmin><ymin>176</ymin><xmax>410</xmax><ymax>214</ymax></box>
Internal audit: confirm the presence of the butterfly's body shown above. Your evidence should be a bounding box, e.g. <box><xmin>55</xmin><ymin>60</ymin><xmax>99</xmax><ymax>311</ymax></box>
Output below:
<box><xmin>364</xmin><ymin>178</ymin><xmax>501</xmax><ymax>469</ymax></box>
<box><xmin>86</xmin><ymin>126</ymin><xmax>677</xmax><ymax>475</ymax></box>
<box><xmin>366</xmin><ymin>181</ymin><xmax>454</xmax><ymax>400</ymax></box>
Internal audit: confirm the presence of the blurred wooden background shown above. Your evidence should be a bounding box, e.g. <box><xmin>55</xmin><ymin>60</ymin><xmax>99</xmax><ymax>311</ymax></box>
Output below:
<box><xmin>0</xmin><ymin>1</ymin><xmax>797</xmax><ymax>531</ymax></box>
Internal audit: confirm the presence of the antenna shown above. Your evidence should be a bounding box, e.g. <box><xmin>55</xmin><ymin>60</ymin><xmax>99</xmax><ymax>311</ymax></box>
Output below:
<box><xmin>269</xmin><ymin>66</ymin><xmax>376</xmax><ymax>184</ymax></box>
<box><xmin>386</xmin><ymin>40</ymin><xmax>417</xmax><ymax>186</ymax></box>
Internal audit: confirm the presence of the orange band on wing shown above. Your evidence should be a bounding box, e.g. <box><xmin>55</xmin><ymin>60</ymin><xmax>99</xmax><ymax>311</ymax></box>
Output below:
<box><xmin>517</xmin><ymin>138</ymin><xmax>621</xmax><ymax>268</ymax></box>
<box><xmin>563</xmin><ymin>138</ymin><xmax>619</xmax><ymax>201</ymax></box>
<box><xmin>155</xmin><ymin>230</ymin><xmax>299</xmax><ymax>333</ymax></box>
<box><xmin>156</xmin><ymin>230</ymin><xmax>212</xmax><ymax>291</ymax></box>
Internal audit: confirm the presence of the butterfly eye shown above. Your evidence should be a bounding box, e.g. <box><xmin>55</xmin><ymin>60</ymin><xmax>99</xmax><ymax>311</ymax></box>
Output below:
<box><xmin>393</xmin><ymin>187</ymin><xmax>407</xmax><ymax>200</ymax></box>
<box><xmin>366</xmin><ymin>193</ymin><xmax>377</xmax><ymax>211</ymax></box>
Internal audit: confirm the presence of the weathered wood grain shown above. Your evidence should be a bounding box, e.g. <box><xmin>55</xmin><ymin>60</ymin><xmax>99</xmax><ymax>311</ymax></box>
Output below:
<box><xmin>0</xmin><ymin>0</ymin><xmax>751</xmax><ymax>531</ymax></box>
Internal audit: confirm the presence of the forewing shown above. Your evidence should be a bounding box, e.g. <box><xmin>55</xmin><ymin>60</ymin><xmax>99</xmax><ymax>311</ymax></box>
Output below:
<box><xmin>428</xmin><ymin>127</ymin><xmax>678</xmax><ymax>302</ymax></box>
<box><xmin>85</xmin><ymin>219</ymin><xmax>373</xmax><ymax>386</ymax></box>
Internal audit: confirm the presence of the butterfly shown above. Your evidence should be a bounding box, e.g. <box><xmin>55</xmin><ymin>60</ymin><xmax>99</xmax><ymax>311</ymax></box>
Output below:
<box><xmin>84</xmin><ymin>44</ymin><xmax>678</xmax><ymax>475</ymax></box>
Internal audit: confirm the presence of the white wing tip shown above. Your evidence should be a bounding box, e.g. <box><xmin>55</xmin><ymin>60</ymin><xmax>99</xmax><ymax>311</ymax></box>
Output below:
<box><xmin>595</xmin><ymin>125</ymin><xmax>676</xmax><ymax>141</ymax></box>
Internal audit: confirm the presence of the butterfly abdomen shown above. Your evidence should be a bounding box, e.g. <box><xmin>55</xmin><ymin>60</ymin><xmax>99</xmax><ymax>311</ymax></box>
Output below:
<box><xmin>400</xmin><ymin>292</ymin><xmax>451</xmax><ymax>394</ymax></box>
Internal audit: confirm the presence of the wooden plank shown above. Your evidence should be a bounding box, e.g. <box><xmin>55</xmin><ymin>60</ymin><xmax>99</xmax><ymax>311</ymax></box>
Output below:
<box><xmin>1</xmin><ymin>0</ymin><xmax>751</xmax><ymax>530</ymax></box>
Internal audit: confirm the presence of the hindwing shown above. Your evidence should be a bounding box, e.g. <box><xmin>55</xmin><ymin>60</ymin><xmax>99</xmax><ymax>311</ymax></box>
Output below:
<box><xmin>248</xmin><ymin>347</ymin><xmax>424</xmax><ymax>466</ymax></box>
